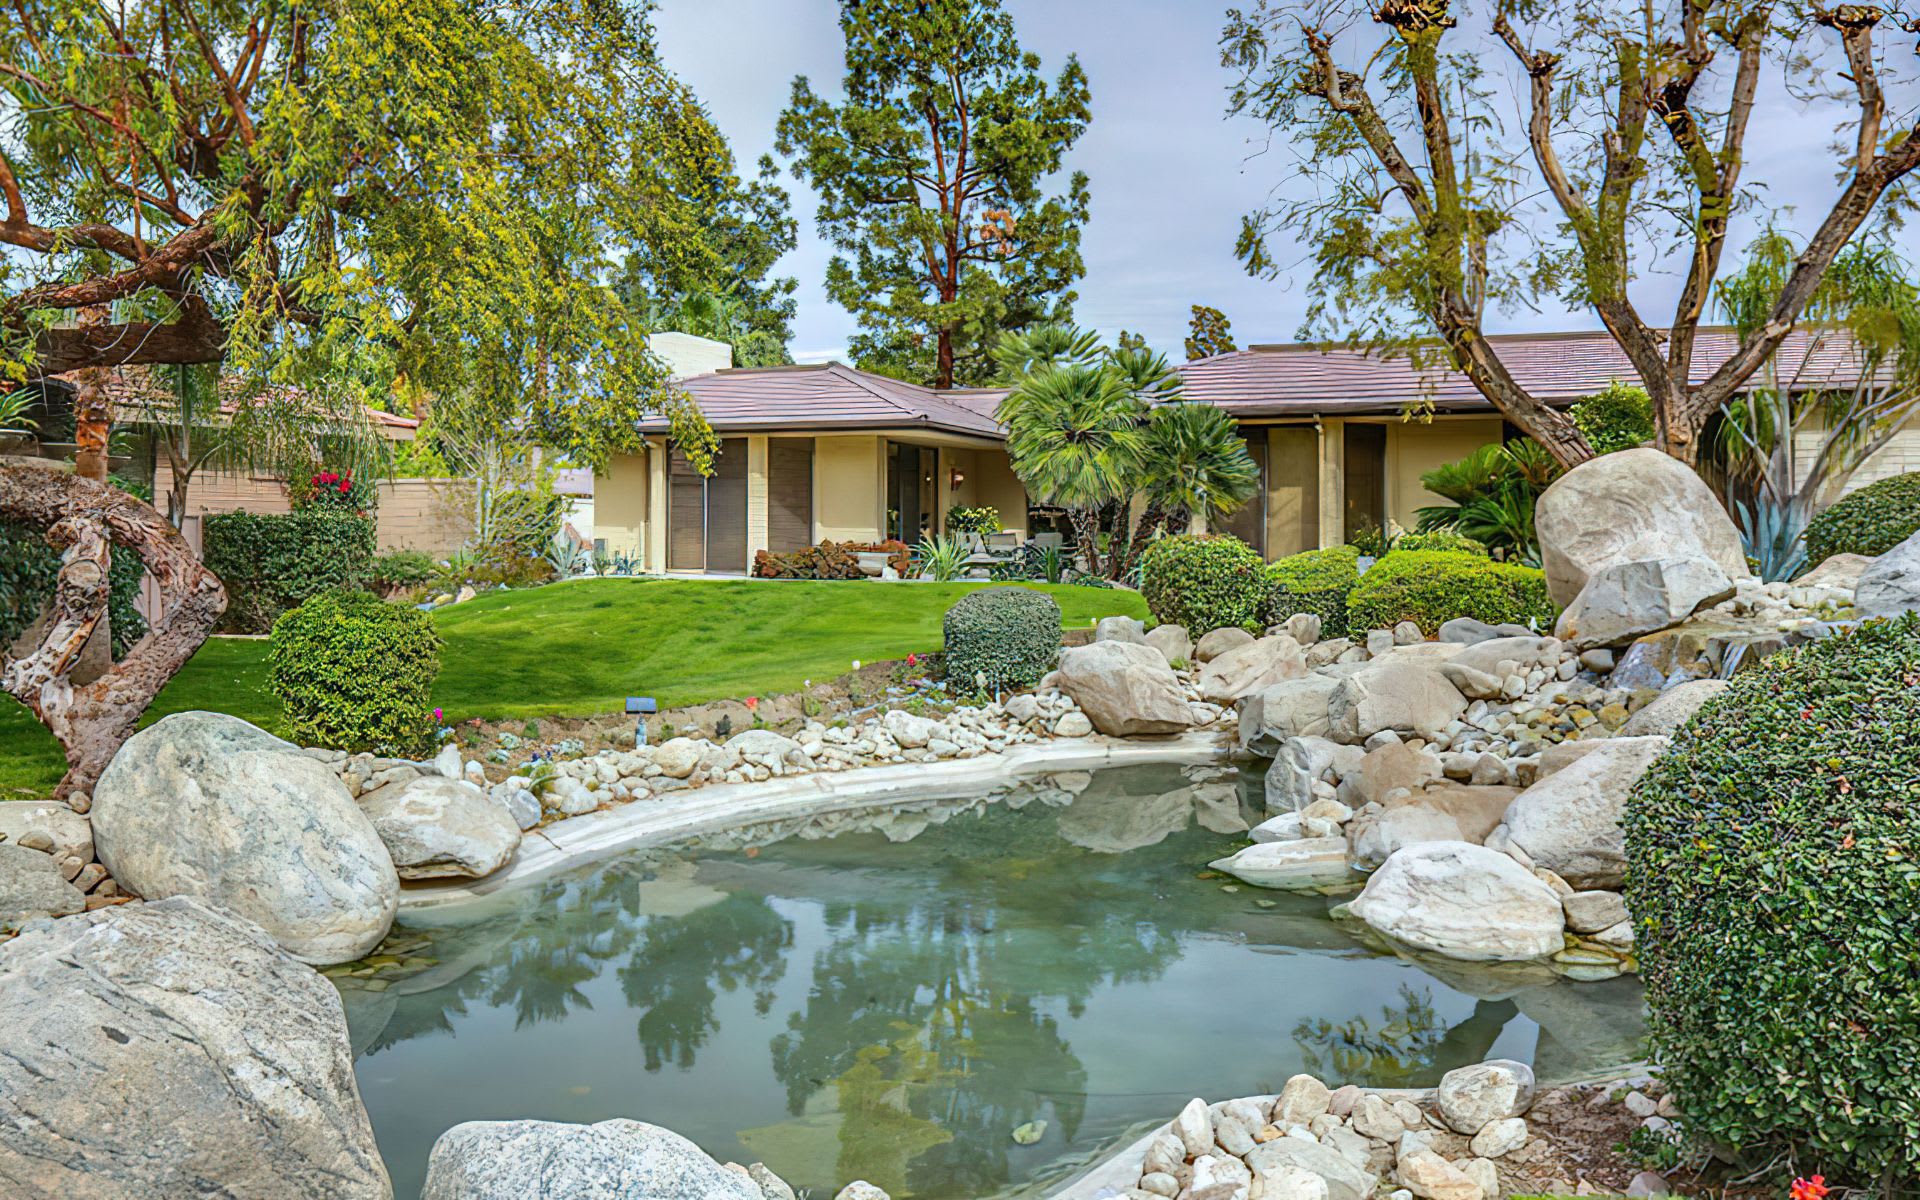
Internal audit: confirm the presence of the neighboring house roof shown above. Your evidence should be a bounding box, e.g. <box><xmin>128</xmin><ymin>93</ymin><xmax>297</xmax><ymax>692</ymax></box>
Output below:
<box><xmin>553</xmin><ymin>467</ymin><xmax>595</xmax><ymax>497</ymax></box>
<box><xmin>640</xmin><ymin>362</ymin><xmax>1007</xmax><ymax>439</ymax></box>
<box><xmin>1178</xmin><ymin>326</ymin><xmax>1874</xmax><ymax>418</ymax></box>
<box><xmin>69</xmin><ymin>366</ymin><xmax>419</xmax><ymax>439</ymax></box>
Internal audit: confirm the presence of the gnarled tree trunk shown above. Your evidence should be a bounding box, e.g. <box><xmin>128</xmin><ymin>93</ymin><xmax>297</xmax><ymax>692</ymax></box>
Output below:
<box><xmin>1</xmin><ymin>458</ymin><xmax>225</xmax><ymax>805</ymax></box>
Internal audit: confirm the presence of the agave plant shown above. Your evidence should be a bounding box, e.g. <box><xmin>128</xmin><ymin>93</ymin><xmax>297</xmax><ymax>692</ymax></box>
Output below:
<box><xmin>1734</xmin><ymin>498</ymin><xmax>1810</xmax><ymax>582</ymax></box>
<box><xmin>545</xmin><ymin>533</ymin><xmax>590</xmax><ymax>578</ymax></box>
<box><xmin>912</xmin><ymin>533</ymin><xmax>972</xmax><ymax>582</ymax></box>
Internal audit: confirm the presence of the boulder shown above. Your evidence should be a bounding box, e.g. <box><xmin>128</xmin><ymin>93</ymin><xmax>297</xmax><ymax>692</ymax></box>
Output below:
<box><xmin>421</xmin><ymin>1119</ymin><xmax>760</xmax><ymax>1200</ymax></box>
<box><xmin>0</xmin><ymin>801</ymin><xmax>92</xmax><ymax>863</ymax></box>
<box><xmin>1245</xmin><ymin>1137</ymin><xmax>1377</xmax><ymax>1200</ymax></box>
<box><xmin>1346</xmin><ymin>785</ymin><xmax>1518</xmax><ymax>868</ymax></box>
<box><xmin>1328</xmin><ymin>661</ymin><xmax>1468</xmax><ymax>743</ymax></box>
<box><xmin>1502</xmin><ymin>735</ymin><xmax>1671</xmax><ymax>889</ymax></box>
<box><xmin>1435</xmin><ymin>1060</ymin><xmax>1536</xmax><ymax>1134</ymax></box>
<box><xmin>1209</xmin><ymin>837</ymin><xmax>1353</xmax><ymax>889</ymax></box>
<box><xmin>1562</xmin><ymin>889</ymin><xmax>1630</xmax><ymax>934</ymax></box>
<box><xmin>1553</xmin><ymin>557</ymin><xmax>1736</xmax><ymax>648</ymax></box>
<box><xmin>1237</xmin><ymin>675</ymin><xmax>1339</xmax><ymax>756</ymax></box>
<box><xmin>1143</xmin><ymin>623</ymin><xmax>1194</xmax><ymax>666</ymax></box>
<box><xmin>1264</xmin><ymin>735</ymin><xmax>1363</xmax><ymax>813</ymax></box>
<box><xmin>1534</xmin><ymin>448</ymin><xmax>1749</xmax><ymax>607</ymax></box>
<box><xmin>1095</xmin><ymin>615</ymin><xmax>1149</xmax><ymax>645</ymax></box>
<box><xmin>1354</xmin><ymin>742</ymin><xmax>1443</xmax><ymax>808</ymax></box>
<box><xmin>0</xmin><ymin>897</ymin><xmax>391</xmax><ymax>1199</ymax></box>
<box><xmin>356</xmin><ymin>776</ymin><xmax>522</xmax><ymax>881</ymax></box>
<box><xmin>1617</xmin><ymin>678</ymin><xmax>1729</xmax><ymax>737</ymax></box>
<box><xmin>728</xmin><ymin>728</ymin><xmax>812</xmax><ymax>768</ymax></box>
<box><xmin>1345</xmin><ymin>841</ymin><xmax>1566</xmax><ymax>961</ymax></box>
<box><xmin>1397</xmin><ymin>1149</ymin><xmax>1481</xmax><ymax>1200</ymax></box>
<box><xmin>1053</xmin><ymin>641</ymin><xmax>1195</xmax><ymax>736</ymax></box>
<box><xmin>1279</xmin><ymin>612</ymin><xmax>1324</xmax><ymax>646</ymax></box>
<box><xmin>1199</xmin><ymin>634</ymin><xmax>1307</xmax><ymax>704</ymax></box>
<box><xmin>1794</xmin><ymin>552</ymin><xmax>1873</xmax><ymax>592</ymax></box>
<box><xmin>652</xmin><ymin>737</ymin><xmax>704</xmax><ymax>779</ymax></box>
<box><xmin>1437</xmin><ymin>617</ymin><xmax>1532</xmax><ymax>644</ymax></box>
<box><xmin>1439</xmin><ymin>636</ymin><xmax>1563</xmax><ymax>699</ymax></box>
<box><xmin>91</xmin><ymin>712</ymin><xmax>398</xmax><ymax>964</ymax></box>
<box><xmin>1194</xmin><ymin>626</ymin><xmax>1255</xmax><ymax>662</ymax></box>
<box><xmin>0</xmin><ymin>843</ymin><xmax>85</xmax><ymax>924</ymax></box>
<box><xmin>1854</xmin><ymin>529</ymin><xmax>1920</xmax><ymax>618</ymax></box>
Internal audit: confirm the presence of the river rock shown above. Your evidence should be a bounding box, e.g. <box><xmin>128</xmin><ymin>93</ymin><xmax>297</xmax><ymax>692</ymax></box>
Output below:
<box><xmin>1210</xmin><ymin>837</ymin><xmax>1353</xmax><ymax>889</ymax></box>
<box><xmin>728</xmin><ymin>728</ymin><xmax>811</xmax><ymax>769</ymax></box>
<box><xmin>421</xmin><ymin>1118</ymin><xmax>760</xmax><ymax>1200</ymax></box>
<box><xmin>1502</xmin><ymin>735</ymin><xmax>1670</xmax><ymax>889</ymax></box>
<box><xmin>0</xmin><ymin>897</ymin><xmax>390</xmax><ymax>1199</ymax></box>
<box><xmin>1054</xmin><ymin>641</ymin><xmax>1195</xmax><ymax>736</ymax></box>
<box><xmin>1095</xmin><ymin>615</ymin><xmax>1149</xmax><ymax>645</ymax></box>
<box><xmin>1194</xmin><ymin>626</ymin><xmax>1255</xmax><ymax>662</ymax></box>
<box><xmin>1439</xmin><ymin>637</ymin><xmax>1563</xmax><ymax>700</ymax></box>
<box><xmin>1554</xmin><ymin>557</ymin><xmax>1736</xmax><ymax>648</ymax></box>
<box><xmin>0</xmin><ymin>843</ymin><xmax>85</xmax><ymax>924</ymax></box>
<box><xmin>1328</xmin><ymin>661</ymin><xmax>1468</xmax><ymax>743</ymax></box>
<box><xmin>1199</xmin><ymin>635</ymin><xmax>1307</xmax><ymax>704</ymax></box>
<box><xmin>1347</xmin><ymin>785</ymin><xmax>1517</xmax><ymax>868</ymax></box>
<box><xmin>1436</xmin><ymin>1060</ymin><xmax>1536</xmax><ymax>1134</ymax></box>
<box><xmin>1237</xmin><ymin>675</ymin><xmax>1339</xmax><ymax>755</ymax></box>
<box><xmin>1562</xmin><ymin>889</ymin><xmax>1630</xmax><ymax>934</ymax></box>
<box><xmin>91</xmin><ymin>712</ymin><xmax>398</xmax><ymax>964</ymax></box>
<box><xmin>356</xmin><ymin>775</ymin><xmax>522</xmax><ymax>881</ymax></box>
<box><xmin>1534</xmin><ymin>448</ymin><xmax>1750</xmax><ymax>607</ymax></box>
<box><xmin>1617</xmin><ymin>679</ymin><xmax>1729</xmax><ymax>737</ymax></box>
<box><xmin>1144</xmin><ymin>623</ymin><xmax>1194</xmax><ymax>665</ymax></box>
<box><xmin>0</xmin><ymin>801</ymin><xmax>92</xmax><ymax>864</ymax></box>
<box><xmin>652</xmin><ymin>737</ymin><xmax>704</xmax><ymax>779</ymax></box>
<box><xmin>1853</xmin><ymin>529</ymin><xmax>1920</xmax><ymax>618</ymax></box>
<box><xmin>1346</xmin><ymin>841</ymin><xmax>1565</xmax><ymax>961</ymax></box>
<box><xmin>1246</xmin><ymin>1137</ymin><xmax>1378</xmax><ymax>1200</ymax></box>
<box><xmin>1397</xmin><ymin>1149</ymin><xmax>1480</xmax><ymax>1200</ymax></box>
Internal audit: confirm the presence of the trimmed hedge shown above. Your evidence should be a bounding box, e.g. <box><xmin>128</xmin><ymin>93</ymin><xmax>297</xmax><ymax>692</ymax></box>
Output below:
<box><xmin>1138</xmin><ymin>534</ymin><xmax>1268</xmax><ymax>634</ymax></box>
<box><xmin>942</xmin><ymin>586</ymin><xmax>1061</xmax><ymax>693</ymax></box>
<box><xmin>1391</xmin><ymin>529</ymin><xmax>1487</xmax><ymax>556</ymax></box>
<box><xmin>1804</xmin><ymin>471</ymin><xmax>1920</xmax><ymax>565</ymax></box>
<box><xmin>268</xmin><ymin>589</ymin><xmax>441</xmax><ymax>756</ymax></box>
<box><xmin>1263</xmin><ymin>545</ymin><xmax>1362</xmax><ymax>639</ymax></box>
<box><xmin>1625</xmin><ymin>616</ymin><xmax>1920</xmax><ymax>1188</ymax></box>
<box><xmin>203</xmin><ymin>510</ymin><xmax>375</xmax><ymax>632</ymax></box>
<box><xmin>1344</xmin><ymin>550</ymin><xmax>1555</xmax><ymax>635</ymax></box>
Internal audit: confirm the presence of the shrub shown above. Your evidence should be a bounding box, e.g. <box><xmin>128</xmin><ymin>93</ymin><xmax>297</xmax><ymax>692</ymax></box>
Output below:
<box><xmin>944</xmin><ymin>505</ymin><xmax>1000</xmax><ymax>536</ymax></box>
<box><xmin>293</xmin><ymin>469</ymin><xmax>375</xmax><ymax>514</ymax></box>
<box><xmin>203</xmin><ymin>510</ymin><xmax>375</xmax><ymax>632</ymax></box>
<box><xmin>1138</xmin><ymin>534</ymin><xmax>1267</xmax><ymax>634</ymax></box>
<box><xmin>942</xmin><ymin>586</ymin><xmax>1061</xmax><ymax>692</ymax></box>
<box><xmin>367</xmin><ymin>549</ymin><xmax>436</xmax><ymax>594</ymax></box>
<box><xmin>1263</xmin><ymin>544</ymin><xmax>1362</xmax><ymax>639</ymax></box>
<box><xmin>1626</xmin><ymin>617</ymin><xmax>1920</xmax><ymax>1189</ymax></box>
<box><xmin>1569</xmin><ymin>381</ymin><xmax>1655</xmax><ymax>454</ymax></box>
<box><xmin>1804</xmin><ymin>471</ymin><xmax>1920</xmax><ymax>565</ymax></box>
<box><xmin>1344</xmin><ymin>550</ymin><xmax>1555</xmax><ymax>635</ymax></box>
<box><xmin>269</xmin><ymin>589</ymin><xmax>441</xmax><ymax>755</ymax></box>
<box><xmin>1</xmin><ymin>475</ymin><xmax>148</xmax><ymax>658</ymax></box>
<box><xmin>1391</xmin><ymin>529</ymin><xmax>1487</xmax><ymax>556</ymax></box>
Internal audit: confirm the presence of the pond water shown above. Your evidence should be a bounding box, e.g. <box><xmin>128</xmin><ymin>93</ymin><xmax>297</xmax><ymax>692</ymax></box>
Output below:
<box><xmin>339</xmin><ymin>762</ymin><xmax>1645</xmax><ymax>1200</ymax></box>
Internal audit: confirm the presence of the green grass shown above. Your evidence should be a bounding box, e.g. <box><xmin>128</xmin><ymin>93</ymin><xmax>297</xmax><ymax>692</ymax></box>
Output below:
<box><xmin>1</xmin><ymin>579</ymin><xmax>1146</xmax><ymax>797</ymax></box>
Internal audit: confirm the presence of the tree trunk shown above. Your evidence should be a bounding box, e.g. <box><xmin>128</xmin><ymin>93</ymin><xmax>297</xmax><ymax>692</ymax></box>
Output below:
<box><xmin>0</xmin><ymin>459</ymin><xmax>225</xmax><ymax>804</ymax></box>
<box><xmin>1067</xmin><ymin>506</ymin><xmax>1100</xmax><ymax>576</ymax></box>
<box><xmin>935</xmin><ymin>328</ymin><xmax>955</xmax><ymax>391</ymax></box>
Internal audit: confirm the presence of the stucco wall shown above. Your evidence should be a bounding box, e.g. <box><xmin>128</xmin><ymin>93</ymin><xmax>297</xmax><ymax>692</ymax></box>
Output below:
<box><xmin>1386</xmin><ymin>417</ymin><xmax>1504</xmax><ymax>531</ymax></box>
<box><xmin>972</xmin><ymin>449</ymin><xmax>1029</xmax><ymax>537</ymax></box>
<box><xmin>1264</xmin><ymin>426</ymin><xmax>1320</xmax><ymax>559</ymax></box>
<box><xmin>814</xmin><ymin>435</ymin><xmax>885</xmax><ymax>542</ymax></box>
<box><xmin>595</xmin><ymin>451</ymin><xmax>648</xmax><ymax>557</ymax></box>
<box><xmin>155</xmin><ymin>469</ymin><xmax>471</xmax><ymax>556</ymax></box>
<box><xmin>1792</xmin><ymin>416</ymin><xmax>1920</xmax><ymax>500</ymax></box>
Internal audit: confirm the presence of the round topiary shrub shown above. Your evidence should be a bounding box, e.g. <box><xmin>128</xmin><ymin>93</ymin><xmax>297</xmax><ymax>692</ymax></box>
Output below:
<box><xmin>1626</xmin><ymin>616</ymin><xmax>1920</xmax><ymax>1188</ymax></box>
<box><xmin>1263</xmin><ymin>545</ymin><xmax>1362</xmax><ymax>638</ymax></box>
<box><xmin>1343</xmin><ymin>550</ymin><xmax>1556</xmax><ymax>635</ymax></box>
<box><xmin>942</xmin><ymin>586</ymin><xmax>1062</xmax><ymax>693</ymax></box>
<box><xmin>269</xmin><ymin>589</ymin><xmax>441</xmax><ymax>756</ymax></box>
<box><xmin>1804</xmin><ymin>471</ymin><xmax>1920</xmax><ymax>565</ymax></box>
<box><xmin>1138</xmin><ymin>534</ymin><xmax>1268</xmax><ymax>634</ymax></box>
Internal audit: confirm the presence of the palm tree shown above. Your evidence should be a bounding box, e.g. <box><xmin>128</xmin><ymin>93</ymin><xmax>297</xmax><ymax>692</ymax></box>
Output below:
<box><xmin>1124</xmin><ymin>401</ymin><xmax>1261</xmax><ymax>573</ymax></box>
<box><xmin>999</xmin><ymin>361</ymin><xmax>1145</xmax><ymax>574</ymax></box>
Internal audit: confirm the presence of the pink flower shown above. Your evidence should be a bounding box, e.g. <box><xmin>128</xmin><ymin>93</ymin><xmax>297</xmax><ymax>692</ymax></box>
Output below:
<box><xmin>432</xmin><ymin>707</ymin><xmax>443</xmax><ymax>723</ymax></box>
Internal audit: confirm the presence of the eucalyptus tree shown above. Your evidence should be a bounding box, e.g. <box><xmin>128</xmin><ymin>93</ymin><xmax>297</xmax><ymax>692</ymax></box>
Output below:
<box><xmin>1223</xmin><ymin>0</ymin><xmax>1920</xmax><ymax>466</ymax></box>
<box><xmin>776</xmin><ymin>0</ymin><xmax>1092</xmax><ymax>389</ymax></box>
<box><xmin>0</xmin><ymin>0</ymin><xmax>722</xmax><ymax>799</ymax></box>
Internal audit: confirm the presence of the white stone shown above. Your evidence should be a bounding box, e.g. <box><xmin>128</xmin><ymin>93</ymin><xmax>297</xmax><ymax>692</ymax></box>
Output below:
<box><xmin>1436</xmin><ymin>1060</ymin><xmax>1536</xmax><ymax>1134</ymax></box>
<box><xmin>1345</xmin><ymin>842</ymin><xmax>1566</xmax><ymax>962</ymax></box>
<box><xmin>1274</xmin><ymin>1074</ymin><xmax>1334</xmax><ymax>1126</ymax></box>
<box><xmin>1054</xmin><ymin>641</ymin><xmax>1196</xmax><ymax>736</ymax></box>
<box><xmin>1328</xmin><ymin>662</ymin><xmax>1469</xmax><ymax>743</ymax></box>
<box><xmin>1199</xmin><ymin>635</ymin><xmax>1308</xmax><ymax>705</ymax></box>
<box><xmin>1173</xmin><ymin>1096</ymin><xmax>1214</xmax><ymax>1157</ymax></box>
<box><xmin>1237</xmin><ymin>676</ymin><xmax>1340</xmax><ymax>755</ymax></box>
<box><xmin>1554</xmin><ymin>557</ymin><xmax>1736</xmax><ymax>648</ymax></box>
<box><xmin>1144</xmin><ymin>623</ymin><xmax>1194</xmax><ymax>666</ymax></box>
<box><xmin>1469</xmin><ymin>1117</ymin><xmax>1529</xmax><ymax>1158</ymax></box>
<box><xmin>1053</xmin><ymin>711</ymin><xmax>1094</xmax><ymax>737</ymax></box>
<box><xmin>1194</xmin><ymin>627</ymin><xmax>1256</xmax><ymax>662</ymax></box>
<box><xmin>357</xmin><ymin>775</ymin><xmax>521</xmax><ymax>880</ymax></box>
<box><xmin>1210</xmin><ymin>838</ymin><xmax>1352</xmax><ymax>890</ymax></box>
<box><xmin>1502</xmin><ymin>735</ymin><xmax>1671</xmax><ymax>889</ymax></box>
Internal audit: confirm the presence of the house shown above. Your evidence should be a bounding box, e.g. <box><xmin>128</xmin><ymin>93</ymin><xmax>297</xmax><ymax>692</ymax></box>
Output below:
<box><xmin>593</xmin><ymin>326</ymin><xmax>1898</xmax><ymax>573</ymax></box>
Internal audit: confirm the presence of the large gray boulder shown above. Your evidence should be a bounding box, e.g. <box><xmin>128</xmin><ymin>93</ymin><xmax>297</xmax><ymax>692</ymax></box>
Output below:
<box><xmin>92</xmin><ymin>712</ymin><xmax>399</xmax><ymax>964</ymax></box>
<box><xmin>1193</xmin><ymin>626</ymin><xmax>1255</xmax><ymax>662</ymax></box>
<box><xmin>1854</xmin><ymin>529</ymin><xmax>1920</xmax><ymax>618</ymax></box>
<box><xmin>1534</xmin><ymin>448</ymin><xmax>1749</xmax><ymax>607</ymax></box>
<box><xmin>1053</xmin><ymin>641</ymin><xmax>1195</xmax><ymax>736</ymax></box>
<box><xmin>0</xmin><ymin>844</ymin><xmax>85</xmax><ymax>925</ymax></box>
<box><xmin>1345</xmin><ymin>841</ymin><xmax>1566</xmax><ymax>962</ymax></box>
<box><xmin>1553</xmin><ymin>557</ymin><xmax>1736</xmax><ymax>649</ymax></box>
<box><xmin>0</xmin><ymin>898</ymin><xmax>391</xmax><ymax>1199</ymax></box>
<box><xmin>357</xmin><ymin>775</ymin><xmax>522</xmax><ymax>880</ymax></box>
<box><xmin>421</xmin><ymin>1118</ymin><xmax>762</xmax><ymax>1200</ymax></box>
<box><xmin>1346</xmin><ymin>784</ymin><xmax>1517</xmax><ymax>868</ymax></box>
<box><xmin>1501</xmin><ymin>734</ymin><xmax>1671</xmax><ymax>889</ymax></box>
<box><xmin>1237</xmin><ymin>675</ymin><xmax>1339</xmax><ymax>755</ymax></box>
<box><xmin>1198</xmin><ymin>634</ymin><xmax>1307</xmax><ymax>704</ymax></box>
<box><xmin>1327</xmin><ymin>661</ymin><xmax>1468</xmax><ymax>743</ymax></box>
<box><xmin>1617</xmin><ymin>678</ymin><xmax>1730</xmax><ymax>737</ymax></box>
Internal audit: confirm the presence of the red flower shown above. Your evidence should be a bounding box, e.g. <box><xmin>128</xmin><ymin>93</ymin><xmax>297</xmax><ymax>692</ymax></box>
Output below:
<box><xmin>744</xmin><ymin>696</ymin><xmax>758</xmax><ymax>712</ymax></box>
<box><xmin>1792</xmin><ymin>1176</ymin><xmax>1829</xmax><ymax>1200</ymax></box>
<box><xmin>907</xmin><ymin>653</ymin><xmax>918</xmax><ymax>666</ymax></box>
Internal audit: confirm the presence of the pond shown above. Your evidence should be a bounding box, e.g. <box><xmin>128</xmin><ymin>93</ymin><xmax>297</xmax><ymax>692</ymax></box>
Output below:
<box><xmin>338</xmin><ymin>762</ymin><xmax>1646</xmax><ymax>1200</ymax></box>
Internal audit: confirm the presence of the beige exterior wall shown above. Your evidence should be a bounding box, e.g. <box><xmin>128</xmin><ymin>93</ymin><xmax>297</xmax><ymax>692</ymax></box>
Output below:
<box><xmin>1264</xmin><ymin>425</ymin><xmax>1320</xmax><ymax>559</ymax></box>
<box><xmin>747</xmin><ymin>436</ymin><xmax>770</xmax><ymax>559</ymax></box>
<box><xmin>969</xmin><ymin>448</ymin><xmax>1029</xmax><ymax>537</ymax></box>
<box><xmin>814</xmin><ymin>434</ymin><xmax>886</xmax><ymax>542</ymax></box>
<box><xmin>1386</xmin><ymin>417</ymin><xmax>1505</xmax><ymax>531</ymax></box>
<box><xmin>1792</xmin><ymin>415</ymin><xmax>1920</xmax><ymax>501</ymax></box>
<box><xmin>594</xmin><ymin>451</ymin><xmax>649</xmax><ymax>558</ymax></box>
<box><xmin>1316</xmin><ymin>419</ymin><xmax>1347</xmax><ymax>549</ymax></box>
<box><xmin>156</xmin><ymin>469</ymin><xmax>471</xmax><ymax>556</ymax></box>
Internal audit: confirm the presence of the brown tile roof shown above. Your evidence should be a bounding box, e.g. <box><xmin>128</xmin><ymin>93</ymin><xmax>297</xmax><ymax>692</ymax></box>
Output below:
<box><xmin>639</xmin><ymin>362</ymin><xmax>1007</xmax><ymax>438</ymax></box>
<box><xmin>1177</xmin><ymin>326</ymin><xmax>1874</xmax><ymax>417</ymax></box>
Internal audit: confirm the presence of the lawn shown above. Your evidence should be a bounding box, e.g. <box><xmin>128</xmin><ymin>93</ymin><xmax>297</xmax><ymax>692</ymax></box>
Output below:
<box><xmin>1</xmin><ymin>578</ymin><xmax>1148</xmax><ymax>798</ymax></box>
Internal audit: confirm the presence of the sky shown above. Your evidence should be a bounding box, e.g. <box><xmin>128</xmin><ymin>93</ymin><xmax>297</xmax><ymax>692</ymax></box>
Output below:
<box><xmin>653</xmin><ymin>0</ymin><xmax>1880</xmax><ymax>366</ymax></box>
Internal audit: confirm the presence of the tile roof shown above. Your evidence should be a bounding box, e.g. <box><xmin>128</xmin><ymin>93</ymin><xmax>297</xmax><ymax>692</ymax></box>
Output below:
<box><xmin>639</xmin><ymin>362</ymin><xmax>1007</xmax><ymax>438</ymax></box>
<box><xmin>1177</xmin><ymin>326</ymin><xmax>1873</xmax><ymax>417</ymax></box>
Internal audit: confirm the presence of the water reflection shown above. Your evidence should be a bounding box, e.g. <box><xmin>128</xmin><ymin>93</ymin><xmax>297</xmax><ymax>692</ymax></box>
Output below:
<box><xmin>343</xmin><ymin>763</ymin><xmax>1643</xmax><ymax>1200</ymax></box>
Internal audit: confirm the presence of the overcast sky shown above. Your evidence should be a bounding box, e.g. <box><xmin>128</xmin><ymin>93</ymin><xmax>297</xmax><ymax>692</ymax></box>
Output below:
<box><xmin>654</xmin><ymin>1</ymin><xmax>1879</xmax><ymax>365</ymax></box>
